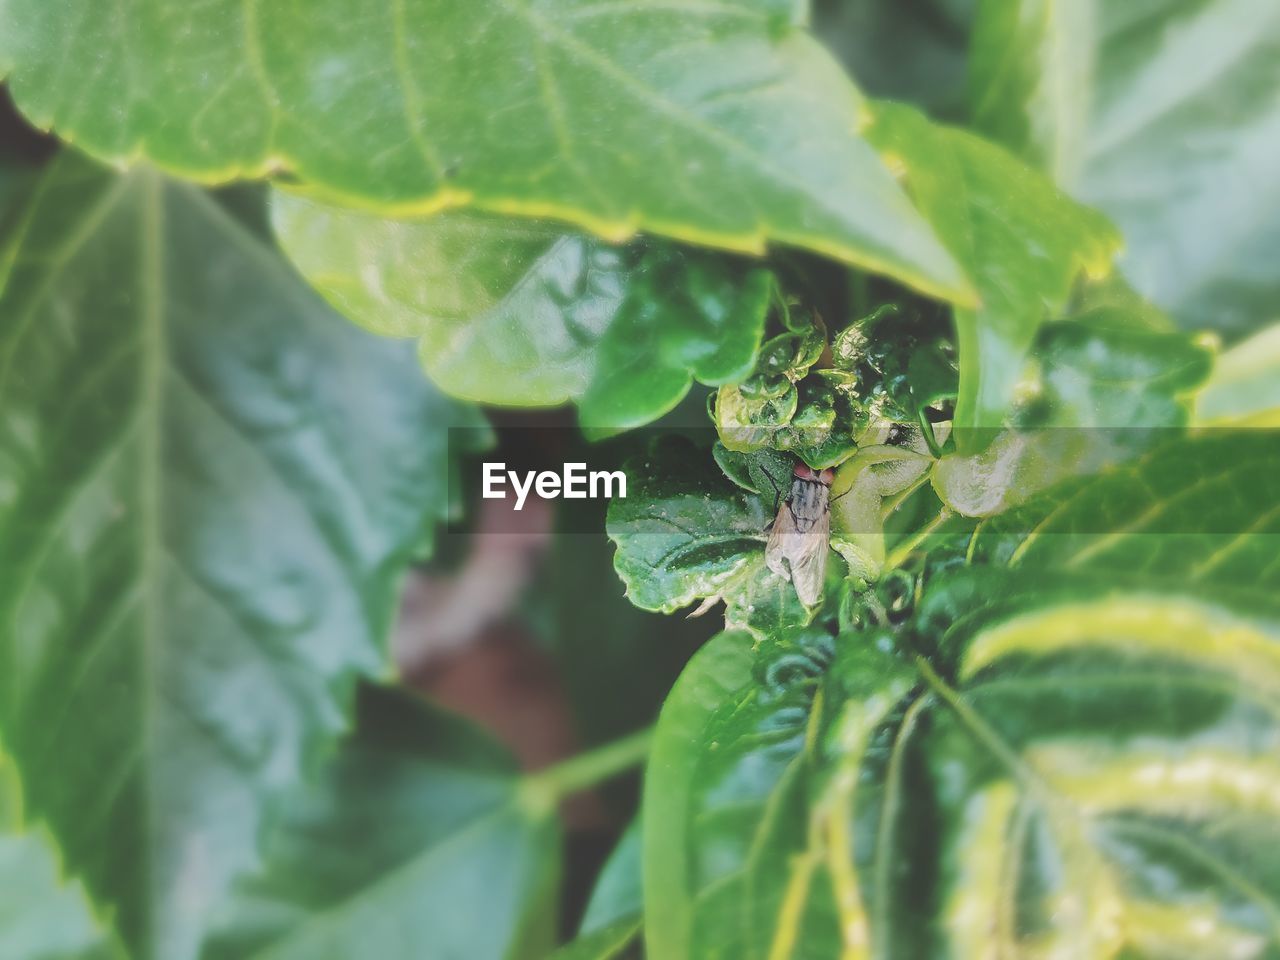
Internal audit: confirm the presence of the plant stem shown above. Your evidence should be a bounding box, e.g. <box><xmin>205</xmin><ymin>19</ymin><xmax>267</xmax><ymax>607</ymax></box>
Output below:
<box><xmin>879</xmin><ymin>470</ymin><xmax>931</xmax><ymax>523</ymax></box>
<box><xmin>521</xmin><ymin>726</ymin><xmax>653</xmax><ymax>807</ymax></box>
<box><xmin>882</xmin><ymin>508</ymin><xmax>953</xmax><ymax>572</ymax></box>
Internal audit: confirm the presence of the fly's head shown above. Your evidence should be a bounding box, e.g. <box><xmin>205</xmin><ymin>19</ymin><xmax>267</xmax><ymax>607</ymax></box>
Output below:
<box><xmin>793</xmin><ymin>463</ymin><xmax>835</xmax><ymax>486</ymax></box>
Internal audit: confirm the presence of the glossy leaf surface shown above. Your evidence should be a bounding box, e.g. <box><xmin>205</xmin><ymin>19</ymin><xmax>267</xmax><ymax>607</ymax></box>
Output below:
<box><xmin>933</xmin><ymin>311</ymin><xmax>1213</xmax><ymax>516</ymax></box>
<box><xmin>274</xmin><ymin>195</ymin><xmax>772</xmax><ymax>429</ymax></box>
<box><xmin>965</xmin><ymin>431</ymin><xmax>1280</xmax><ymax>575</ymax></box>
<box><xmin>0</xmin><ymin>0</ymin><xmax>971</xmax><ymax>299</ymax></box>
<box><xmin>866</xmin><ymin>102</ymin><xmax>1120</xmax><ymax>439</ymax></box>
<box><xmin>608</xmin><ymin>430</ymin><xmax>943</xmax><ymax>634</ymax></box>
<box><xmin>0</xmin><ymin>155</ymin><xmax>481</xmax><ymax>959</ymax></box>
<box><xmin>605</xmin><ymin>436</ymin><xmax>791</xmax><ymax>633</ymax></box>
<box><xmin>644</xmin><ymin>429</ymin><xmax>1280</xmax><ymax>957</ymax></box>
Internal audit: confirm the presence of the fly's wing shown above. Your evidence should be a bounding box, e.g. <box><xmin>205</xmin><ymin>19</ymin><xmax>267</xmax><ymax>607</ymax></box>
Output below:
<box><xmin>765</xmin><ymin>502</ymin><xmax>829</xmax><ymax>607</ymax></box>
<box><xmin>765</xmin><ymin>500</ymin><xmax>799</xmax><ymax>582</ymax></box>
<box><xmin>787</xmin><ymin>508</ymin><xmax>829</xmax><ymax>607</ymax></box>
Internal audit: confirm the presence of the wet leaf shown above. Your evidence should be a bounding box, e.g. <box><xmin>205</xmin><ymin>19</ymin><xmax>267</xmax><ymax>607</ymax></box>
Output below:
<box><xmin>0</xmin><ymin>154</ymin><xmax>482</xmax><ymax>959</ymax></box>
<box><xmin>0</xmin><ymin>0</ymin><xmax>971</xmax><ymax>299</ymax></box>
<box><xmin>933</xmin><ymin>317</ymin><xmax>1214</xmax><ymax>517</ymax></box>
<box><xmin>866</xmin><ymin>101</ymin><xmax>1120</xmax><ymax>441</ymax></box>
<box><xmin>273</xmin><ymin>195</ymin><xmax>773</xmax><ymax>431</ymax></box>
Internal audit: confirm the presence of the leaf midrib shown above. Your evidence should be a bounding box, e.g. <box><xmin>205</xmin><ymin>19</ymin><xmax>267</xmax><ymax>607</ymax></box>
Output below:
<box><xmin>921</xmin><ymin>654</ymin><xmax>1280</xmax><ymax>944</ymax></box>
<box><xmin>137</xmin><ymin>168</ymin><xmax>166</xmax><ymax>952</ymax></box>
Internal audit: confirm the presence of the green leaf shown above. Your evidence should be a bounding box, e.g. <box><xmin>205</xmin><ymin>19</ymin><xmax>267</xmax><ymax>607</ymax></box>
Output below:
<box><xmin>712</xmin><ymin>300</ymin><xmax>959</xmax><ymax>479</ymax></box>
<box><xmin>273</xmin><ymin>193</ymin><xmax>772</xmax><ymax>428</ymax></box>
<box><xmin>607</xmin><ymin>435</ymin><xmax>771</xmax><ymax>616</ymax></box>
<box><xmin>534</xmin><ymin>500</ymin><xmax>712</xmax><ymax>752</ymax></box>
<box><xmin>907</xmin><ymin>575</ymin><xmax>1280</xmax><ymax>956</ymax></box>
<box><xmin>1022</xmin><ymin>310</ymin><xmax>1212</xmax><ymax>428</ymax></box>
<box><xmin>970</xmin><ymin>0</ymin><xmax>1280</xmax><ymax>337</ymax></box>
<box><xmin>609</xmin><ymin>429</ymin><xmax>943</xmax><ymax>630</ymax></box>
<box><xmin>578</xmin><ymin>249</ymin><xmax>774</xmax><ymax>432</ymax></box>
<box><xmin>813</xmin><ymin>0</ymin><xmax>976</xmax><ymax>120</ymax></box>
<box><xmin>551</xmin><ymin>919</ymin><xmax>642</xmax><ymax>960</ymax></box>
<box><xmin>0</xmin><ymin>154</ymin><xmax>482</xmax><ymax>959</ymax></box>
<box><xmin>645</xmin><ymin>625</ymin><xmax>915</xmax><ymax>959</ymax></box>
<box><xmin>647</xmin><ymin>580</ymin><xmax>1280</xmax><ymax>956</ymax></box>
<box><xmin>206</xmin><ymin>686</ymin><xmax>562</xmax><ymax>960</ymax></box>
<box><xmin>552</xmin><ymin>822</ymin><xmax>645</xmax><ymax>960</ymax></box>
<box><xmin>965</xmin><ymin>431</ymin><xmax>1280</xmax><ymax>584</ymax></box>
<box><xmin>711</xmin><ymin>303</ymin><xmax>839</xmax><ymax>458</ymax></box>
<box><xmin>865</xmin><ymin>101</ymin><xmax>1120</xmax><ymax>441</ymax></box>
<box><xmin>645</xmin><ymin>437</ymin><xmax>1280</xmax><ymax>955</ymax></box>
<box><xmin>643</xmin><ymin>629</ymin><xmax>758</xmax><ymax>960</ymax></box>
<box><xmin>0</xmin><ymin>755</ymin><xmax>122</xmax><ymax>960</ymax></box>
<box><xmin>0</xmin><ymin>0</ymin><xmax>973</xmax><ymax>300</ymax></box>
<box><xmin>581</xmin><ymin>820</ymin><xmax>643</xmax><ymax>935</ymax></box>
<box><xmin>933</xmin><ymin>311</ymin><xmax>1214</xmax><ymax>516</ymax></box>
<box><xmin>968</xmin><ymin>0</ymin><xmax>1096</xmax><ymax>183</ymax></box>
<box><xmin>1195</xmin><ymin>322</ymin><xmax>1280</xmax><ymax>427</ymax></box>
<box><xmin>606</xmin><ymin>435</ymin><xmax>815</xmax><ymax>636</ymax></box>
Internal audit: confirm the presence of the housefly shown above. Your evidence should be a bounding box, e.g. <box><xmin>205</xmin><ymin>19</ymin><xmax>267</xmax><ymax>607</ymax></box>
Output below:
<box><xmin>765</xmin><ymin>463</ymin><xmax>837</xmax><ymax>607</ymax></box>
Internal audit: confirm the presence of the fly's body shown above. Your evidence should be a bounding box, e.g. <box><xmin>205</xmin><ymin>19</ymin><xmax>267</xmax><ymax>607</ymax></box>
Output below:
<box><xmin>765</xmin><ymin>463</ymin><xmax>835</xmax><ymax>607</ymax></box>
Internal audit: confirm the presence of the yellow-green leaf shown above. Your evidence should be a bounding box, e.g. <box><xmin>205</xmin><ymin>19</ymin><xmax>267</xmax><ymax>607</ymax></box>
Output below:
<box><xmin>0</xmin><ymin>0</ymin><xmax>972</xmax><ymax>300</ymax></box>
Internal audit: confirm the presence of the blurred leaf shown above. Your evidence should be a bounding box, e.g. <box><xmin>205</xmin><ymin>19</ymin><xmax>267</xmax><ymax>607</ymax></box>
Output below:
<box><xmin>1195</xmin><ymin>323</ymin><xmax>1280</xmax><ymax>427</ymax></box>
<box><xmin>537</xmin><ymin>503</ymin><xmax>710</xmax><ymax>750</ymax></box>
<box><xmin>0</xmin><ymin>154</ymin><xmax>482</xmax><ymax>959</ymax></box>
<box><xmin>933</xmin><ymin>312</ymin><xmax>1214</xmax><ymax>516</ymax></box>
<box><xmin>1022</xmin><ymin>311</ymin><xmax>1212</xmax><ymax>428</ymax></box>
<box><xmin>0</xmin><ymin>1</ymin><xmax>973</xmax><ymax>300</ymax></box>
<box><xmin>0</xmin><ymin>755</ymin><xmax>122</xmax><ymax>960</ymax></box>
<box><xmin>551</xmin><ymin>919</ymin><xmax>642</xmax><ymax>960</ymax></box>
<box><xmin>580</xmin><ymin>820</ymin><xmax>644</xmax><ymax>935</ymax></box>
<box><xmin>274</xmin><ymin>195</ymin><xmax>771</xmax><ymax>429</ymax></box>
<box><xmin>965</xmin><ymin>431</ymin><xmax>1280</xmax><ymax>581</ymax></box>
<box><xmin>971</xmin><ymin>0</ymin><xmax>1280</xmax><ymax>337</ymax></box>
<box><xmin>813</xmin><ymin>0</ymin><xmax>977</xmax><ymax>120</ymax></box>
<box><xmin>551</xmin><ymin>821</ymin><xmax>645</xmax><ymax>960</ymax></box>
<box><xmin>968</xmin><ymin>0</ymin><xmax>1096</xmax><ymax>182</ymax></box>
<box><xmin>0</xmin><ymin>90</ymin><xmax>52</xmax><ymax>225</ymax></box>
<box><xmin>866</xmin><ymin>102</ymin><xmax>1120</xmax><ymax>442</ymax></box>
<box><xmin>206</xmin><ymin>686</ymin><xmax>562</xmax><ymax>960</ymax></box>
